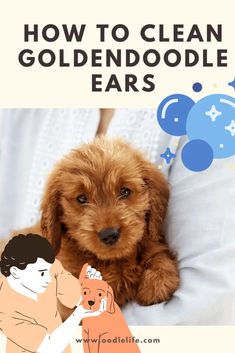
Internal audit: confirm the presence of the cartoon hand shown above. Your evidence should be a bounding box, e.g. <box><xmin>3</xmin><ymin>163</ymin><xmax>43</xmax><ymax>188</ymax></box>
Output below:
<box><xmin>99</xmin><ymin>296</ymin><xmax>107</xmax><ymax>313</ymax></box>
<box><xmin>79</xmin><ymin>263</ymin><xmax>102</xmax><ymax>281</ymax></box>
<box><xmin>79</xmin><ymin>297</ymin><xmax>107</xmax><ymax>318</ymax></box>
<box><xmin>87</xmin><ymin>265</ymin><xmax>102</xmax><ymax>280</ymax></box>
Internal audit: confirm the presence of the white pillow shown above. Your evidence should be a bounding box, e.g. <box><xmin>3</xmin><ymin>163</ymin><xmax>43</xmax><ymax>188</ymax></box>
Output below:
<box><xmin>122</xmin><ymin>137</ymin><xmax>235</xmax><ymax>324</ymax></box>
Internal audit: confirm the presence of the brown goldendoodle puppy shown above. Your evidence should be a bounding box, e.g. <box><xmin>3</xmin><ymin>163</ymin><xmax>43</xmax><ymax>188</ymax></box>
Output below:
<box><xmin>40</xmin><ymin>137</ymin><xmax>179</xmax><ymax>314</ymax></box>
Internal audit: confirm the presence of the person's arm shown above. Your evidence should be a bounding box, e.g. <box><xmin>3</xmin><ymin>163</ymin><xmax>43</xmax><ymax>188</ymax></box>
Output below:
<box><xmin>0</xmin><ymin>311</ymin><xmax>48</xmax><ymax>353</ymax></box>
<box><xmin>55</xmin><ymin>261</ymin><xmax>102</xmax><ymax>309</ymax></box>
<box><xmin>96</xmin><ymin>109</ymin><xmax>114</xmax><ymax>135</ymax></box>
<box><xmin>37</xmin><ymin>299</ymin><xmax>106</xmax><ymax>353</ymax></box>
<box><xmin>54</xmin><ymin>259</ymin><xmax>82</xmax><ymax>308</ymax></box>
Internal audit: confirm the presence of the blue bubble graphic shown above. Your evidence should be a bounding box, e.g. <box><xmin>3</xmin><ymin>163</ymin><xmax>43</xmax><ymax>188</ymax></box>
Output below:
<box><xmin>192</xmin><ymin>82</ymin><xmax>202</xmax><ymax>92</ymax></box>
<box><xmin>182</xmin><ymin>139</ymin><xmax>214</xmax><ymax>172</ymax></box>
<box><xmin>228</xmin><ymin>77</ymin><xmax>235</xmax><ymax>91</ymax></box>
<box><xmin>186</xmin><ymin>94</ymin><xmax>235</xmax><ymax>158</ymax></box>
<box><xmin>157</xmin><ymin>94</ymin><xmax>195</xmax><ymax>136</ymax></box>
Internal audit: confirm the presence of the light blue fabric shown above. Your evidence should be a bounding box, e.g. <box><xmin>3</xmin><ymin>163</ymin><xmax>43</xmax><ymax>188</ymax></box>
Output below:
<box><xmin>122</xmin><ymin>140</ymin><xmax>235</xmax><ymax>324</ymax></box>
<box><xmin>0</xmin><ymin>109</ymin><xmax>47</xmax><ymax>237</ymax></box>
<box><xmin>0</xmin><ymin>109</ymin><xmax>99</xmax><ymax>237</ymax></box>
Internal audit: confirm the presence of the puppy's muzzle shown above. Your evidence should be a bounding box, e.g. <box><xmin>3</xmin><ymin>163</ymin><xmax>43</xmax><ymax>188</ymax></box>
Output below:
<box><xmin>98</xmin><ymin>228</ymin><xmax>120</xmax><ymax>245</ymax></box>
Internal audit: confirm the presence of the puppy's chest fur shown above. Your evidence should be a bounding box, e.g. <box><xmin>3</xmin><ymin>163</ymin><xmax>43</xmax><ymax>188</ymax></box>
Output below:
<box><xmin>58</xmin><ymin>238</ymin><xmax>144</xmax><ymax>306</ymax></box>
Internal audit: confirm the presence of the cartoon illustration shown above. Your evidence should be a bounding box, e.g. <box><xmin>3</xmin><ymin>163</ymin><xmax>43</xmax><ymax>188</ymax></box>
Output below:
<box><xmin>157</xmin><ymin>89</ymin><xmax>235</xmax><ymax>171</ymax></box>
<box><xmin>0</xmin><ymin>234</ymin><xmax>106</xmax><ymax>353</ymax></box>
<box><xmin>80</xmin><ymin>267</ymin><xmax>141</xmax><ymax>353</ymax></box>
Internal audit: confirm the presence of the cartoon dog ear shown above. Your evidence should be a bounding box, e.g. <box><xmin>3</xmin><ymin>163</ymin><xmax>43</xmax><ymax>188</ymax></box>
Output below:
<box><xmin>142</xmin><ymin>160</ymin><xmax>169</xmax><ymax>241</ymax></box>
<box><xmin>106</xmin><ymin>285</ymin><xmax>115</xmax><ymax>314</ymax></box>
<box><xmin>41</xmin><ymin>174</ymin><xmax>64</xmax><ymax>255</ymax></box>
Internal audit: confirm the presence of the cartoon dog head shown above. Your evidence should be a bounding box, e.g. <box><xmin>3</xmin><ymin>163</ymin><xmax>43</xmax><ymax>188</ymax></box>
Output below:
<box><xmin>78</xmin><ymin>263</ymin><xmax>114</xmax><ymax>313</ymax></box>
<box><xmin>80</xmin><ymin>278</ymin><xmax>115</xmax><ymax>314</ymax></box>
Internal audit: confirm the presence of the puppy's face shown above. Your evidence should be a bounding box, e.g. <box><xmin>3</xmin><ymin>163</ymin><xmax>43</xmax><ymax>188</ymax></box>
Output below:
<box><xmin>60</xmin><ymin>142</ymin><xmax>148</xmax><ymax>260</ymax></box>
<box><xmin>80</xmin><ymin>279</ymin><xmax>113</xmax><ymax>312</ymax></box>
<box><xmin>41</xmin><ymin>138</ymin><xmax>169</xmax><ymax>260</ymax></box>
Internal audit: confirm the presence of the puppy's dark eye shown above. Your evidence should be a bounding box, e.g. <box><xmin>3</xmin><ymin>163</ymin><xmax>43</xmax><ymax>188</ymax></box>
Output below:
<box><xmin>119</xmin><ymin>187</ymin><xmax>131</xmax><ymax>199</ymax></box>
<box><xmin>84</xmin><ymin>291</ymin><xmax>87</xmax><ymax>295</ymax></box>
<box><xmin>99</xmin><ymin>293</ymin><xmax>102</xmax><ymax>297</ymax></box>
<box><xmin>77</xmin><ymin>195</ymin><xmax>88</xmax><ymax>204</ymax></box>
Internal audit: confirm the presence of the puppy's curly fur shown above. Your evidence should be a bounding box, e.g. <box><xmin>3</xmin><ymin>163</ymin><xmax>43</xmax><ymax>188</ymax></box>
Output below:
<box><xmin>40</xmin><ymin>137</ymin><xmax>179</xmax><ymax>317</ymax></box>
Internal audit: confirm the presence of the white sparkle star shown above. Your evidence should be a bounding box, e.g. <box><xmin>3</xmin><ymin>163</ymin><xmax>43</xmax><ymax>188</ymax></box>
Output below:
<box><xmin>225</xmin><ymin>120</ymin><xmax>235</xmax><ymax>137</ymax></box>
<box><xmin>205</xmin><ymin>105</ymin><xmax>222</xmax><ymax>122</ymax></box>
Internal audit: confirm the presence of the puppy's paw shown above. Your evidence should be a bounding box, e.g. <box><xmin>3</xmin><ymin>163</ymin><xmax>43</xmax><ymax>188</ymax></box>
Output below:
<box><xmin>136</xmin><ymin>257</ymin><xmax>179</xmax><ymax>305</ymax></box>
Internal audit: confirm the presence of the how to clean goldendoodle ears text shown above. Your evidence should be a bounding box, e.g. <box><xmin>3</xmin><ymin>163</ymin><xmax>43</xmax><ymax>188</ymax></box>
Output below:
<box><xmin>18</xmin><ymin>24</ymin><xmax>229</xmax><ymax>92</ymax></box>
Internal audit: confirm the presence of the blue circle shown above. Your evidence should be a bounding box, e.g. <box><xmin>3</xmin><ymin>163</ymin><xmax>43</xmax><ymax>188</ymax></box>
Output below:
<box><xmin>192</xmin><ymin>82</ymin><xmax>202</xmax><ymax>92</ymax></box>
<box><xmin>157</xmin><ymin>94</ymin><xmax>195</xmax><ymax>136</ymax></box>
<box><xmin>186</xmin><ymin>94</ymin><xmax>235</xmax><ymax>158</ymax></box>
<box><xmin>182</xmin><ymin>139</ymin><xmax>214</xmax><ymax>172</ymax></box>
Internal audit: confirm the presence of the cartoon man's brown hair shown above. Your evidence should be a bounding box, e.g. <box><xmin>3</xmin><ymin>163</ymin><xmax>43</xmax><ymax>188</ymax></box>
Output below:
<box><xmin>0</xmin><ymin>234</ymin><xmax>55</xmax><ymax>277</ymax></box>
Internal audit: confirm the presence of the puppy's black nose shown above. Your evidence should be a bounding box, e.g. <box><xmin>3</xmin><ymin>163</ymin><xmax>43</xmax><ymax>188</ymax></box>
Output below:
<box><xmin>98</xmin><ymin>228</ymin><xmax>120</xmax><ymax>245</ymax></box>
<box><xmin>88</xmin><ymin>300</ymin><xmax>95</xmax><ymax>306</ymax></box>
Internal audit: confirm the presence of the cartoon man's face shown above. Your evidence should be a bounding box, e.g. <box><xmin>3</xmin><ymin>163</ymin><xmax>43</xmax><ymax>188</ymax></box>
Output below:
<box><xmin>10</xmin><ymin>258</ymin><xmax>52</xmax><ymax>294</ymax></box>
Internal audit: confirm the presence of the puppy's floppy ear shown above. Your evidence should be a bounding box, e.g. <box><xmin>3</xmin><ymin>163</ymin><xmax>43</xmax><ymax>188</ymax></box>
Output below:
<box><xmin>142</xmin><ymin>161</ymin><xmax>169</xmax><ymax>241</ymax></box>
<box><xmin>106</xmin><ymin>285</ymin><xmax>115</xmax><ymax>314</ymax></box>
<box><xmin>41</xmin><ymin>178</ymin><xmax>63</xmax><ymax>255</ymax></box>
